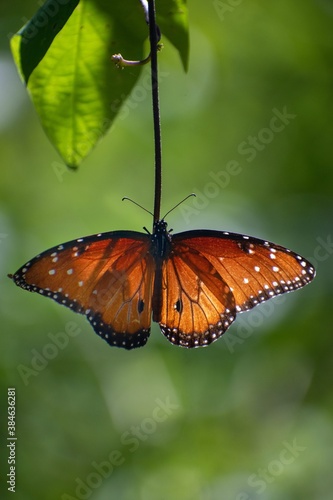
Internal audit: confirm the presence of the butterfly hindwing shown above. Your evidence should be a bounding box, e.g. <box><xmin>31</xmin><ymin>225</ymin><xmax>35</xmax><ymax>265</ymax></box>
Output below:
<box><xmin>158</xmin><ymin>240</ymin><xmax>236</xmax><ymax>347</ymax></box>
<box><xmin>10</xmin><ymin>232</ymin><xmax>154</xmax><ymax>349</ymax></box>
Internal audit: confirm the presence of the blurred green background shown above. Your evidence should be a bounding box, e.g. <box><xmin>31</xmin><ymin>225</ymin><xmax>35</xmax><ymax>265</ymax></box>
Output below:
<box><xmin>1</xmin><ymin>1</ymin><xmax>333</xmax><ymax>499</ymax></box>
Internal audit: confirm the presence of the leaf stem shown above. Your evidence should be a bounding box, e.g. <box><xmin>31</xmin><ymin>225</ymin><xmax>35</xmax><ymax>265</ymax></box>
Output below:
<box><xmin>147</xmin><ymin>0</ymin><xmax>162</xmax><ymax>224</ymax></box>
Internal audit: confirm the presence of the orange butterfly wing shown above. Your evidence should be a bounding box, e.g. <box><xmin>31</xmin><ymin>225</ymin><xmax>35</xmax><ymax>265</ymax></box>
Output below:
<box><xmin>10</xmin><ymin>225</ymin><xmax>316</xmax><ymax>350</ymax></box>
<box><xmin>158</xmin><ymin>230</ymin><xmax>315</xmax><ymax>347</ymax></box>
<box><xmin>158</xmin><ymin>244</ymin><xmax>236</xmax><ymax>347</ymax></box>
<box><xmin>10</xmin><ymin>232</ymin><xmax>155</xmax><ymax>349</ymax></box>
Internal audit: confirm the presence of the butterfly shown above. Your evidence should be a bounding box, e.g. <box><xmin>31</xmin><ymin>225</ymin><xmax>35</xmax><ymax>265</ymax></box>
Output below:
<box><xmin>9</xmin><ymin>218</ymin><xmax>315</xmax><ymax>349</ymax></box>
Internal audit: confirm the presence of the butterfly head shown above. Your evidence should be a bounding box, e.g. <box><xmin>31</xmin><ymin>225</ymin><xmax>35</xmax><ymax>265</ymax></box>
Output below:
<box><xmin>151</xmin><ymin>219</ymin><xmax>172</xmax><ymax>258</ymax></box>
<box><xmin>153</xmin><ymin>218</ymin><xmax>168</xmax><ymax>234</ymax></box>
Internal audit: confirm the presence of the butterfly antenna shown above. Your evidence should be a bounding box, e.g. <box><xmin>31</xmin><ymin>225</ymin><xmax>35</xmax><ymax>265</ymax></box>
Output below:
<box><xmin>162</xmin><ymin>193</ymin><xmax>196</xmax><ymax>219</ymax></box>
<box><xmin>122</xmin><ymin>197</ymin><xmax>154</xmax><ymax>217</ymax></box>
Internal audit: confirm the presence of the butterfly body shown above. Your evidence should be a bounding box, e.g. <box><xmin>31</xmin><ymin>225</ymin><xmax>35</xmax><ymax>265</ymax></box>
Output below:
<box><xmin>150</xmin><ymin>220</ymin><xmax>171</xmax><ymax>325</ymax></box>
<box><xmin>9</xmin><ymin>220</ymin><xmax>315</xmax><ymax>349</ymax></box>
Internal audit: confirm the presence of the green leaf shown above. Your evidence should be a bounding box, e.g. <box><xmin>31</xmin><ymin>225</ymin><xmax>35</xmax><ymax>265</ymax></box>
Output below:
<box><xmin>11</xmin><ymin>0</ymin><xmax>147</xmax><ymax>168</ymax></box>
<box><xmin>10</xmin><ymin>0</ymin><xmax>189</xmax><ymax>168</ymax></box>
<box><xmin>157</xmin><ymin>0</ymin><xmax>189</xmax><ymax>72</ymax></box>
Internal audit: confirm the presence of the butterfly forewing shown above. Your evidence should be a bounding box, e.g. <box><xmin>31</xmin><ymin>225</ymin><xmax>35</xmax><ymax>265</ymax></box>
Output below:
<box><xmin>172</xmin><ymin>230</ymin><xmax>315</xmax><ymax>315</ymax></box>
<box><xmin>10</xmin><ymin>232</ymin><xmax>154</xmax><ymax>349</ymax></box>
